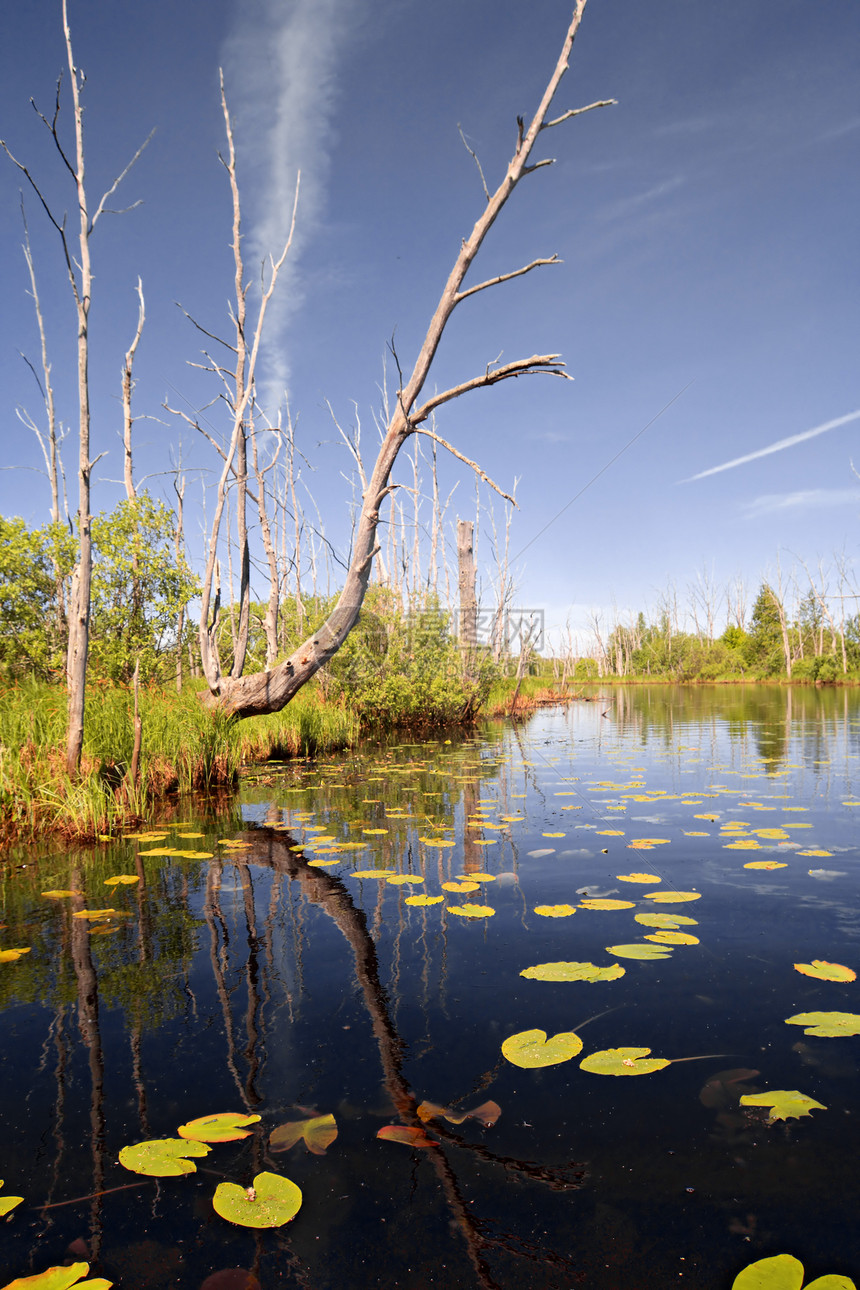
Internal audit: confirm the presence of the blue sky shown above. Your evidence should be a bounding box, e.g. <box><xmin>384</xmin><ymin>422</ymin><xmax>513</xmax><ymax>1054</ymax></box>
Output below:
<box><xmin>1</xmin><ymin>0</ymin><xmax>858</xmax><ymax>649</ymax></box>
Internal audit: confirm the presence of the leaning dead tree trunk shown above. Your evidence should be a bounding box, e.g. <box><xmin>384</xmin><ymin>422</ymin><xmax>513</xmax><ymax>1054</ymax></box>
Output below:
<box><xmin>205</xmin><ymin>1</ymin><xmax>613</xmax><ymax>718</ymax></box>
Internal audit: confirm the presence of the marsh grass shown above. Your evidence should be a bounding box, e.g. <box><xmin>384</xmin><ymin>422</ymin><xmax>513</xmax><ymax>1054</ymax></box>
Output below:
<box><xmin>0</xmin><ymin>679</ymin><xmax>358</xmax><ymax>844</ymax></box>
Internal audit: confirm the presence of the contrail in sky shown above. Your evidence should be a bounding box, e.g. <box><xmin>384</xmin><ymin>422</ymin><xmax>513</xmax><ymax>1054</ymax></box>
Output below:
<box><xmin>683</xmin><ymin>409</ymin><xmax>860</xmax><ymax>482</ymax></box>
<box><xmin>222</xmin><ymin>0</ymin><xmax>356</xmax><ymax>404</ymax></box>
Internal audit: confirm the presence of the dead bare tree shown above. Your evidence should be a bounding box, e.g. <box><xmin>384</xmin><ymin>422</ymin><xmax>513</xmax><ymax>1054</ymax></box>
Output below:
<box><xmin>203</xmin><ymin>2</ymin><xmax>613</xmax><ymax>718</ymax></box>
<box><xmin>1</xmin><ymin>0</ymin><xmax>152</xmax><ymax>773</ymax></box>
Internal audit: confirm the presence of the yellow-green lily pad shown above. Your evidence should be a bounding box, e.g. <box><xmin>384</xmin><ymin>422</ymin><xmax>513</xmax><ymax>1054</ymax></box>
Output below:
<box><xmin>1</xmin><ymin>1263</ymin><xmax>112</xmax><ymax>1290</ymax></box>
<box><xmin>0</xmin><ymin>1180</ymin><xmax>24</xmax><ymax>1217</ymax></box>
<box><xmin>635</xmin><ymin>912</ymin><xmax>698</xmax><ymax>928</ymax></box>
<box><xmin>118</xmin><ymin>1137</ymin><xmax>210</xmax><ymax>1176</ymax></box>
<box><xmin>605</xmin><ymin>943</ymin><xmax>674</xmax><ymax>960</ymax></box>
<box><xmin>501</xmin><ymin>1028</ymin><xmax>583</xmax><ymax>1068</ymax></box>
<box><xmin>212</xmin><ymin>1170</ymin><xmax>302</xmax><ymax>1228</ymax></box>
<box><xmin>784</xmin><ymin>1012</ymin><xmax>860</xmax><ymax>1037</ymax></box>
<box><xmin>579</xmin><ymin>1046</ymin><xmax>671</xmax><ymax>1076</ymax></box>
<box><xmin>732</xmin><ymin>1252</ymin><xmax>856</xmax><ymax>1289</ymax></box>
<box><xmin>739</xmin><ymin>1090</ymin><xmax>826</xmax><ymax>1123</ymax></box>
<box><xmin>520</xmin><ymin>961</ymin><xmax>625</xmax><ymax>983</ymax></box>
<box><xmin>177</xmin><ymin>1112</ymin><xmax>261</xmax><ymax>1142</ymax></box>
<box><xmin>793</xmin><ymin>961</ymin><xmax>856</xmax><ymax>983</ymax></box>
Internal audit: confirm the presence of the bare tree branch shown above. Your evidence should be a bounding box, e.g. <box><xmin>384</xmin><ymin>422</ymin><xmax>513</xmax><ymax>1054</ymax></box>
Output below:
<box><xmin>455</xmin><ymin>255</ymin><xmax>560</xmax><ymax>303</ymax></box>
<box><xmin>458</xmin><ymin>124</ymin><xmax>490</xmax><ymax>202</ymax></box>
<box><xmin>413</xmin><ymin>426</ymin><xmax>517</xmax><ymax>506</ymax></box>
<box><xmin>412</xmin><ymin>354</ymin><xmax>569</xmax><ymax>424</ymax></box>
<box><xmin>541</xmin><ymin>98</ymin><xmax>616</xmax><ymax>130</ymax></box>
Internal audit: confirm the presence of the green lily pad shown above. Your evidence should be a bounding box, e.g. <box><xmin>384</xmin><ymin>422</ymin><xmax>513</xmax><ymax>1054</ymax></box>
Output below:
<box><xmin>519</xmin><ymin>961</ymin><xmax>625</xmax><ymax>983</ymax></box>
<box><xmin>177</xmin><ymin>1112</ymin><xmax>261</xmax><ymax>1143</ymax></box>
<box><xmin>1</xmin><ymin>1264</ymin><xmax>113</xmax><ymax>1290</ymax></box>
<box><xmin>269</xmin><ymin>1113</ymin><xmax>338</xmax><ymax>1155</ymax></box>
<box><xmin>605</xmin><ymin>943</ymin><xmax>674</xmax><ymax>960</ymax></box>
<box><xmin>118</xmin><ymin>1137</ymin><xmax>211</xmax><ymax>1176</ymax></box>
<box><xmin>579</xmin><ymin>1046</ymin><xmax>671</xmax><ymax>1076</ymax></box>
<box><xmin>739</xmin><ymin>1090</ymin><xmax>826</xmax><ymax>1123</ymax></box>
<box><xmin>212</xmin><ymin>1171</ymin><xmax>302</xmax><ymax>1228</ymax></box>
<box><xmin>732</xmin><ymin>1252</ymin><xmax>856</xmax><ymax>1289</ymax></box>
<box><xmin>784</xmin><ymin>1012</ymin><xmax>860</xmax><ymax>1037</ymax></box>
<box><xmin>501</xmin><ymin>1028</ymin><xmax>583</xmax><ymax>1068</ymax></box>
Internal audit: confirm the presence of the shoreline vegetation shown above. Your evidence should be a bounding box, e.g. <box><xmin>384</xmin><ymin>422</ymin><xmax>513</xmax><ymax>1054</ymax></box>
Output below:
<box><xmin>1</xmin><ymin>665</ymin><xmax>851</xmax><ymax>848</ymax></box>
<box><xmin>0</xmin><ymin>672</ymin><xmax>573</xmax><ymax>848</ymax></box>
<box><xmin>4</xmin><ymin>576</ymin><xmax>859</xmax><ymax>847</ymax></box>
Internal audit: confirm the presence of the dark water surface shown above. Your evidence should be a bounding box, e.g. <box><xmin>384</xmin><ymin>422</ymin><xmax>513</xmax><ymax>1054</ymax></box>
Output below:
<box><xmin>2</xmin><ymin>686</ymin><xmax>859</xmax><ymax>1289</ymax></box>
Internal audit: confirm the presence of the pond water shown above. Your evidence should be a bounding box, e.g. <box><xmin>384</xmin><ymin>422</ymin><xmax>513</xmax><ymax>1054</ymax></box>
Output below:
<box><xmin>2</xmin><ymin>685</ymin><xmax>860</xmax><ymax>1289</ymax></box>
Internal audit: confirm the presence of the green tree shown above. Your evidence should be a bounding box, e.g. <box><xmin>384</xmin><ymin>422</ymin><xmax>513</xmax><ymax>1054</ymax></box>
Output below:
<box><xmin>0</xmin><ymin>517</ymin><xmax>75</xmax><ymax>678</ymax></box>
<box><xmin>745</xmin><ymin>584</ymin><xmax>785</xmax><ymax>675</ymax></box>
<box><xmin>89</xmin><ymin>493</ymin><xmax>199</xmax><ymax>684</ymax></box>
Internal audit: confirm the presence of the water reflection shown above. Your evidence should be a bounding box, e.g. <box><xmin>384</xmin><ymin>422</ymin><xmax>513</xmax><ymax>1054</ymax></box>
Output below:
<box><xmin>1</xmin><ymin>688</ymin><xmax>859</xmax><ymax>1287</ymax></box>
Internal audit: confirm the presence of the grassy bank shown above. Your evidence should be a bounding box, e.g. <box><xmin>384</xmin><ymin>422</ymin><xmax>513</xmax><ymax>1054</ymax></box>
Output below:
<box><xmin>0</xmin><ymin>679</ymin><xmax>358</xmax><ymax>845</ymax></box>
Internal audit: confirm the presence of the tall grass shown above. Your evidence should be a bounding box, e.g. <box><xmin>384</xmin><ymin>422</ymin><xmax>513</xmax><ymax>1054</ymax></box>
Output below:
<box><xmin>0</xmin><ymin>678</ymin><xmax>358</xmax><ymax>844</ymax></box>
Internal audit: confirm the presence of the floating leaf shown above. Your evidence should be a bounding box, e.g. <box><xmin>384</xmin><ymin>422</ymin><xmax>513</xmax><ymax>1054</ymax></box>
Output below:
<box><xmin>417</xmin><ymin>1100</ymin><xmax>501</xmax><ymax>1127</ymax></box>
<box><xmin>269</xmin><ymin>1113</ymin><xmax>337</xmax><ymax>1156</ymax></box>
<box><xmin>41</xmin><ymin>890</ymin><xmax>81</xmax><ymax>899</ymax></box>
<box><xmin>420</xmin><ymin>838</ymin><xmax>455</xmax><ymax>848</ymax></box>
<box><xmin>103</xmin><ymin>875</ymin><xmax>140</xmax><ymax>886</ymax></box>
<box><xmin>352</xmin><ymin>869</ymin><xmax>396</xmax><ymax>880</ymax></box>
<box><xmin>213</xmin><ymin>1171</ymin><xmax>302</xmax><ymax>1228</ymax></box>
<box><xmin>580</xmin><ymin>1046</ymin><xmax>671</xmax><ymax>1076</ymax></box>
<box><xmin>533</xmin><ymin>904</ymin><xmax>577</xmax><ymax>918</ymax></box>
<box><xmin>635</xmin><ymin>912</ymin><xmax>698</xmax><ymax>928</ymax></box>
<box><xmin>442</xmin><ymin>880</ymin><xmax>479</xmax><ymax>893</ymax></box>
<box><xmin>785</xmin><ymin>1011</ymin><xmax>860</xmax><ymax>1037</ymax></box>
<box><xmin>0</xmin><ymin>948</ymin><xmax>31</xmax><ymax>963</ymax></box>
<box><xmin>405</xmin><ymin>894</ymin><xmax>445</xmax><ymax>906</ymax></box>
<box><xmin>362</xmin><ymin>828</ymin><xmax>388</xmax><ymax>835</ymax></box>
<box><xmin>645</xmin><ymin>930</ymin><xmax>700</xmax><ymax>945</ymax></box>
<box><xmin>1</xmin><ymin>1264</ymin><xmax>112</xmax><ymax>1290</ymax></box>
<box><xmin>72</xmin><ymin>910</ymin><xmax>116</xmax><ymax>921</ymax></box>
<box><xmin>542</xmin><ymin>832</ymin><xmax>566</xmax><ymax>838</ymax></box>
<box><xmin>579</xmin><ymin>898</ymin><xmax>635</xmax><ymax>911</ymax></box>
<box><xmin>376</xmin><ymin>1125</ymin><xmax>435</xmax><ymax>1148</ymax></box>
<box><xmin>794</xmin><ymin>961</ymin><xmax>856</xmax><ymax>983</ymax></box>
<box><xmin>731</xmin><ymin>1252</ymin><xmax>856</xmax><ymax>1289</ymax></box>
<box><xmin>177</xmin><ymin>1112</ymin><xmax>261</xmax><ymax>1143</ymax></box>
<box><xmin>386</xmin><ymin>875</ymin><xmax>424</xmax><ymax>885</ymax></box>
<box><xmin>501</xmin><ymin>1028</ymin><xmax>583</xmax><ymax>1068</ymax></box>
<box><xmin>739</xmin><ymin>1090</ymin><xmax>827</xmax><ymax>1123</ymax></box>
<box><xmin>645</xmin><ymin>891</ymin><xmax>701</xmax><ymax>903</ymax></box>
<box><xmin>520</xmin><ymin>961</ymin><xmax>625</xmax><ymax>983</ymax></box>
<box><xmin>744</xmin><ymin>860</ymin><xmax>788</xmax><ymax>870</ymax></box>
<box><xmin>616</xmin><ymin>873</ymin><xmax>660</xmax><ymax>883</ymax></box>
<box><xmin>307</xmin><ymin>858</ymin><xmax>338</xmax><ymax>867</ymax></box>
<box><xmin>606</xmin><ymin>942</ymin><xmax>673</xmax><ymax>960</ymax></box>
<box><xmin>456</xmin><ymin>873</ymin><xmax>496</xmax><ymax>882</ymax></box>
<box><xmin>118</xmin><ymin>1138</ymin><xmax>210</xmax><ymax>1176</ymax></box>
<box><xmin>628</xmin><ymin>838</ymin><xmax>670</xmax><ymax>848</ymax></box>
<box><xmin>0</xmin><ymin>1180</ymin><xmax>24</xmax><ymax>1217</ymax></box>
<box><xmin>448</xmin><ymin>904</ymin><xmax>495</xmax><ymax>918</ymax></box>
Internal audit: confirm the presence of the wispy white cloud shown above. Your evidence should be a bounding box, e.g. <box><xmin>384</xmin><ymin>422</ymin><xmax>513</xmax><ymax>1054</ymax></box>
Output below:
<box><xmin>222</xmin><ymin>0</ymin><xmax>357</xmax><ymax>406</ymax></box>
<box><xmin>683</xmin><ymin>410</ymin><xmax>860</xmax><ymax>483</ymax></box>
<box><xmin>743</xmin><ymin>488</ymin><xmax>860</xmax><ymax>519</ymax></box>
<box><xmin>602</xmin><ymin>175</ymin><xmax>684</xmax><ymax>222</ymax></box>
